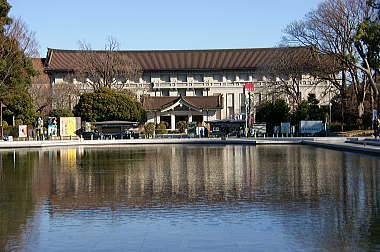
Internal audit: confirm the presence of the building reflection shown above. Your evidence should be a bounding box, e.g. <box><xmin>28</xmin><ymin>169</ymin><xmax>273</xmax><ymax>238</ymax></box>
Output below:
<box><xmin>0</xmin><ymin>145</ymin><xmax>380</xmax><ymax>250</ymax></box>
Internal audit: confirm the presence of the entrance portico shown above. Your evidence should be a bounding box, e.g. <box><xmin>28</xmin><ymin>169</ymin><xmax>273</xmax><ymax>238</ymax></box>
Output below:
<box><xmin>143</xmin><ymin>95</ymin><xmax>223</xmax><ymax>130</ymax></box>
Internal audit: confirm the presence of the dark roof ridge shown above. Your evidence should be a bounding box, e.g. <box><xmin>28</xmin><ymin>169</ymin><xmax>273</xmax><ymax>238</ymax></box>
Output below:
<box><xmin>142</xmin><ymin>95</ymin><xmax>223</xmax><ymax>111</ymax></box>
<box><xmin>47</xmin><ymin>46</ymin><xmax>307</xmax><ymax>54</ymax></box>
<box><xmin>46</xmin><ymin>46</ymin><xmax>313</xmax><ymax>71</ymax></box>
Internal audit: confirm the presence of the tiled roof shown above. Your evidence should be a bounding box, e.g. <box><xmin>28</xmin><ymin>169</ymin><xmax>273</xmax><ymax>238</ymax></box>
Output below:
<box><xmin>31</xmin><ymin>58</ymin><xmax>50</xmax><ymax>83</ymax></box>
<box><xmin>142</xmin><ymin>95</ymin><xmax>223</xmax><ymax>111</ymax></box>
<box><xmin>45</xmin><ymin>47</ymin><xmax>311</xmax><ymax>71</ymax></box>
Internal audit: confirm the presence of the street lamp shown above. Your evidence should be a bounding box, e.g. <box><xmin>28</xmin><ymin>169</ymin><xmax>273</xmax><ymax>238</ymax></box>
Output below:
<box><xmin>0</xmin><ymin>103</ymin><xmax>6</xmax><ymax>140</ymax></box>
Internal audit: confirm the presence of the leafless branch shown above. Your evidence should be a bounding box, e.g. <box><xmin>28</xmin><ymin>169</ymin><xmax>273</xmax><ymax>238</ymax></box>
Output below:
<box><xmin>4</xmin><ymin>17</ymin><xmax>40</xmax><ymax>58</ymax></box>
<box><xmin>75</xmin><ymin>36</ymin><xmax>142</xmax><ymax>91</ymax></box>
<box><xmin>282</xmin><ymin>0</ymin><xmax>378</xmax><ymax>121</ymax></box>
<box><xmin>51</xmin><ymin>81</ymin><xmax>81</xmax><ymax>110</ymax></box>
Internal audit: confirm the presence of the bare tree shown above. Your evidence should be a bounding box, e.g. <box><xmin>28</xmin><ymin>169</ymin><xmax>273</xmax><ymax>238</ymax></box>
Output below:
<box><xmin>51</xmin><ymin>81</ymin><xmax>81</xmax><ymax>110</ymax></box>
<box><xmin>0</xmin><ymin>16</ymin><xmax>39</xmax><ymax>87</ymax></box>
<box><xmin>282</xmin><ymin>0</ymin><xmax>378</xmax><ymax>128</ymax></box>
<box><xmin>4</xmin><ymin>17</ymin><xmax>40</xmax><ymax>57</ymax></box>
<box><xmin>258</xmin><ymin>47</ymin><xmax>335</xmax><ymax>109</ymax></box>
<box><xmin>28</xmin><ymin>58</ymin><xmax>51</xmax><ymax>115</ymax></box>
<box><xmin>75</xmin><ymin>37</ymin><xmax>142</xmax><ymax>91</ymax></box>
<box><xmin>29</xmin><ymin>84</ymin><xmax>51</xmax><ymax>115</ymax></box>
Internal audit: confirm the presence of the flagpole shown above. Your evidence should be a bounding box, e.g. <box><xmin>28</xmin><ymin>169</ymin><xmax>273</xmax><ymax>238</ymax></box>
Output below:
<box><xmin>245</xmin><ymin>87</ymin><xmax>248</xmax><ymax>137</ymax></box>
<box><xmin>1</xmin><ymin>103</ymin><xmax>3</xmax><ymax>140</ymax></box>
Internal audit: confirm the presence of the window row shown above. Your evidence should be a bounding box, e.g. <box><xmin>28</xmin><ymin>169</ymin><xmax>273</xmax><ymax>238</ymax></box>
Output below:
<box><xmin>142</xmin><ymin>73</ymin><xmax>253</xmax><ymax>83</ymax></box>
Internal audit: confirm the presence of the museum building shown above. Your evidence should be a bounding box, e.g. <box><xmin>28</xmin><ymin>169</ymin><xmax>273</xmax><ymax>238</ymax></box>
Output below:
<box><xmin>44</xmin><ymin>47</ymin><xmax>332</xmax><ymax>130</ymax></box>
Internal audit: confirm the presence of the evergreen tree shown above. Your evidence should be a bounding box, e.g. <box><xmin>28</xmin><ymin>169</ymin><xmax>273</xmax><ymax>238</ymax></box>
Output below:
<box><xmin>74</xmin><ymin>88</ymin><xmax>145</xmax><ymax>122</ymax></box>
<box><xmin>291</xmin><ymin>94</ymin><xmax>326</xmax><ymax>124</ymax></box>
<box><xmin>256</xmin><ymin>99</ymin><xmax>290</xmax><ymax>133</ymax></box>
<box><xmin>0</xmin><ymin>0</ymin><xmax>36</xmax><ymax>125</ymax></box>
<box><xmin>0</xmin><ymin>0</ymin><xmax>12</xmax><ymax>33</ymax></box>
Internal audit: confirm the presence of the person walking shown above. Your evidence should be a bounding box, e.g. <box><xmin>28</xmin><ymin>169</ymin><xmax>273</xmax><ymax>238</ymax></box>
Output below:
<box><xmin>374</xmin><ymin>116</ymin><xmax>380</xmax><ymax>139</ymax></box>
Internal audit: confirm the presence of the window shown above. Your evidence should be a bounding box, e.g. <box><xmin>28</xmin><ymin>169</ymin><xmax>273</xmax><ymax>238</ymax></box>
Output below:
<box><xmin>254</xmin><ymin>93</ymin><xmax>262</xmax><ymax>103</ymax></box>
<box><xmin>226</xmin><ymin>73</ymin><xmax>235</xmax><ymax>82</ymax></box>
<box><xmin>160</xmin><ymin>74</ymin><xmax>170</xmax><ymax>82</ymax></box>
<box><xmin>195</xmin><ymin>89</ymin><xmax>203</xmax><ymax>96</ymax></box>
<box><xmin>213</xmin><ymin>74</ymin><xmax>222</xmax><ymax>82</ymax></box>
<box><xmin>177</xmin><ymin>74</ymin><xmax>187</xmax><ymax>83</ymax></box>
<box><xmin>227</xmin><ymin>93</ymin><xmax>234</xmax><ymax>118</ymax></box>
<box><xmin>142</xmin><ymin>74</ymin><xmax>151</xmax><ymax>83</ymax></box>
<box><xmin>178</xmin><ymin>89</ymin><xmax>186</xmax><ymax>96</ymax></box>
<box><xmin>239</xmin><ymin>73</ymin><xmax>248</xmax><ymax>82</ymax></box>
<box><xmin>216</xmin><ymin>110</ymin><xmax>222</xmax><ymax>120</ymax></box>
<box><xmin>239</xmin><ymin>93</ymin><xmax>245</xmax><ymax>106</ymax></box>
<box><xmin>193</xmin><ymin>74</ymin><xmax>204</xmax><ymax>82</ymax></box>
<box><xmin>162</xmin><ymin>90</ymin><xmax>169</xmax><ymax>96</ymax></box>
<box><xmin>228</xmin><ymin>107</ymin><xmax>234</xmax><ymax>118</ymax></box>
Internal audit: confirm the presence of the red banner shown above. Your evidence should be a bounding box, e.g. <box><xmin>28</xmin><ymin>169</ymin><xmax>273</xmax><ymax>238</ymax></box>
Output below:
<box><xmin>244</xmin><ymin>83</ymin><xmax>254</xmax><ymax>91</ymax></box>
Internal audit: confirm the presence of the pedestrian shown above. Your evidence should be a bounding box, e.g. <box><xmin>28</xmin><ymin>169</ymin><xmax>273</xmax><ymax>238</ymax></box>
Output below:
<box><xmin>374</xmin><ymin>116</ymin><xmax>380</xmax><ymax>139</ymax></box>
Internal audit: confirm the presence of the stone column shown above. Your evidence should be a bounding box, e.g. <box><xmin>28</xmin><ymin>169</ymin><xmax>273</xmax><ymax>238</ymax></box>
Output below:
<box><xmin>188</xmin><ymin>114</ymin><xmax>193</xmax><ymax>123</ymax></box>
<box><xmin>155</xmin><ymin>112</ymin><xmax>160</xmax><ymax>125</ymax></box>
<box><xmin>171</xmin><ymin>114</ymin><xmax>176</xmax><ymax>130</ymax></box>
<box><xmin>203</xmin><ymin>112</ymin><xmax>208</xmax><ymax>123</ymax></box>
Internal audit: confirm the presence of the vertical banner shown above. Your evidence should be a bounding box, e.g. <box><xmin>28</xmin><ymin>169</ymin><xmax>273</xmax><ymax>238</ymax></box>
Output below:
<box><xmin>67</xmin><ymin>117</ymin><xmax>76</xmax><ymax>136</ymax></box>
<box><xmin>60</xmin><ymin>117</ymin><xmax>80</xmax><ymax>137</ymax></box>
<box><xmin>60</xmin><ymin>117</ymin><xmax>68</xmax><ymax>136</ymax></box>
<box><xmin>18</xmin><ymin>125</ymin><xmax>28</xmax><ymax>138</ymax></box>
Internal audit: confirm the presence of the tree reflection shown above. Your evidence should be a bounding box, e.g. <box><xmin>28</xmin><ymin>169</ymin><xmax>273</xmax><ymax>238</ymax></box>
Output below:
<box><xmin>0</xmin><ymin>145</ymin><xmax>380</xmax><ymax>250</ymax></box>
<box><xmin>0</xmin><ymin>150</ymin><xmax>39</xmax><ymax>251</ymax></box>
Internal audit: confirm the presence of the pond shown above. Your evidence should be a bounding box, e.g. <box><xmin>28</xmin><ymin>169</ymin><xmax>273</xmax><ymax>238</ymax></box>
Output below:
<box><xmin>0</xmin><ymin>145</ymin><xmax>379</xmax><ymax>251</ymax></box>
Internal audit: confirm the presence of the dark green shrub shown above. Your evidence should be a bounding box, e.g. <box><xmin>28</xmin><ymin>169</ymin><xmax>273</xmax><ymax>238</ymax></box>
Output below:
<box><xmin>156</xmin><ymin>122</ymin><xmax>168</xmax><ymax>134</ymax></box>
<box><xmin>144</xmin><ymin>122</ymin><xmax>155</xmax><ymax>138</ymax></box>
<box><xmin>176</xmin><ymin>121</ymin><xmax>188</xmax><ymax>133</ymax></box>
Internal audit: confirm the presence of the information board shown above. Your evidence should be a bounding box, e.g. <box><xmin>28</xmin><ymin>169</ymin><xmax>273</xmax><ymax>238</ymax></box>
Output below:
<box><xmin>300</xmin><ymin>121</ymin><xmax>323</xmax><ymax>135</ymax></box>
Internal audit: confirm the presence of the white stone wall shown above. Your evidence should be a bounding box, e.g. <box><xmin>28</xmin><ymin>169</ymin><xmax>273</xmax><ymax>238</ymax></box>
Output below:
<box><xmin>49</xmin><ymin>70</ymin><xmax>335</xmax><ymax>119</ymax></box>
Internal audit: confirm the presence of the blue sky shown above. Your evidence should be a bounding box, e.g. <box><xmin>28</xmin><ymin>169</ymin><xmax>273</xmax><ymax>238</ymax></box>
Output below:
<box><xmin>8</xmin><ymin>0</ymin><xmax>322</xmax><ymax>56</ymax></box>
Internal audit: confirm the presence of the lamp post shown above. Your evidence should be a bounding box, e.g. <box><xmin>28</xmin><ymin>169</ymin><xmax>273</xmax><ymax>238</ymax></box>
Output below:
<box><xmin>0</xmin><ymin>103</ymin><xmax>6</xmax><ymax>140</ymax></box>
<box><xmin>244</xmin><ymin>83</ymin><xmax>255</xmax><ymax>137</ymax></box>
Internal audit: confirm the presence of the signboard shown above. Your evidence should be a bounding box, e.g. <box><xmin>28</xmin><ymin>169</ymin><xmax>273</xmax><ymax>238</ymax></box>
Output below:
<box><xmin>300</xmin><ymin>121</ymin><xmax>323</xmax><ymax>135</ymax></box>
<box><xmin>18</xmin><ymin>125</ymin><xmax>27</xmax><ymax>138</ymax></box>
<box><xmin>281</xmin><ymin>122</ymin><xmax>291</xmax><ymax>134</ymax></box>
<box><xmin>252</xmin><ymin>123</ymin><xmax>266</xmax><ymax>136</ymax></box>
<box><xmin>244</xmin><ymin>83</ymin><xmax>254</xmax><ymax>91</ymax></box>
<box><xmin>60</xmin><ymin>117</ymin><xmax>80</xmax><ymax>137</ymax></box>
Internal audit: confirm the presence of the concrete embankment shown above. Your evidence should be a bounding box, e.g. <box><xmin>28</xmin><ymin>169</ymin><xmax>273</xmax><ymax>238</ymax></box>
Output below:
<box><xmin>0</xmin><ymin>137</ymin><xmax>379</xmax><ymax>156</ymax></box>
<box><xmin>0</xmin><ymin>138</ymin><xmax>251</xmax><ymax>149</ymax></box>
<box><xmin>0</xmin><ymin>137</ymin><xmax>306</xmax><ymax>149</ymax></box>
<box><xmin>302</xmin><ymin>138</ymin><xmax>380</xmax><ymax>155</ymax></box>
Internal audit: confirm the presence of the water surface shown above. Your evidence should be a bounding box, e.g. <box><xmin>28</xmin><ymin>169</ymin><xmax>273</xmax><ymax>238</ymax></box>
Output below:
<box><xmin>0</xmin><ymin>145</ymin><xmax>380</xmax><ymax>251</ymax></box>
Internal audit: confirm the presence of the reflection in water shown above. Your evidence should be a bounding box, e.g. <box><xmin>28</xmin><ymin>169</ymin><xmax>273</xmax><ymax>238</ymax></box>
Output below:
<box><xmin>0</xmin><ymin>145</ymin><xmax>380</xmax><ymax>251</ymax></box>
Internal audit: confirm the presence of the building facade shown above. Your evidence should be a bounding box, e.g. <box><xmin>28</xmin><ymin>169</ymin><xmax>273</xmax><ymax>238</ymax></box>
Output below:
<box><xmin>44</xmin><ymin>47</ymin><xmax>333</xmax><ymax>129</ymax></box>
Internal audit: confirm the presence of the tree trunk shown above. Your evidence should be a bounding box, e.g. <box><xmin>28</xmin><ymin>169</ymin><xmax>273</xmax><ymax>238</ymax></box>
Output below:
<box><xmin>358</xmin><ymin>102</ymin><xmax>365</xmax><ymax>129</ymax></box>
<box><xmin>340</xmin><ymin>71</ymin><xmax>348</xmax><ymax>132</ymax></box>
